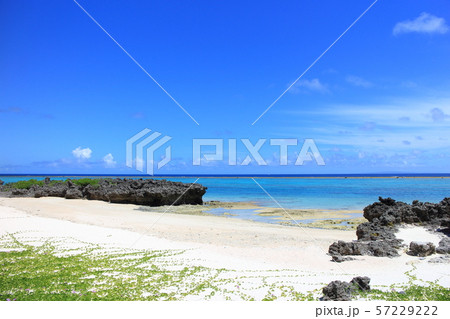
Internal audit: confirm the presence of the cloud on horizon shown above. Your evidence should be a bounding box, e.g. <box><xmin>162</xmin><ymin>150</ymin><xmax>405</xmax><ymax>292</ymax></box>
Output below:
<box><xmin>72</xmin><ymin>147</ymin><xmax>92</xmax><ymax>160</ymax></box>
<box><xmin>393</xmin><ymin>13</ymin><xmax>449</xmax><ymax>35</ymax></box>
<box><xmin>102</xmin><ymin>153</ymin><xmax>117</xmax><ymax>168</ymax></box>
<box><xmin>278</xmin><ymin>96</ymin><xmax>450</xmax><ymax>153</ymax></box>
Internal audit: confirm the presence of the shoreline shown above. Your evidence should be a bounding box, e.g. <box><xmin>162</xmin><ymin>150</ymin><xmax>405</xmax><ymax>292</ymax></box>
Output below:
<box><xmin>2</xmin><ymin>177</ymin><xmax>448</xmax><ymax>219</ymax></box>
<box><xmin>0</xmin><ymin>194</ymin><xmax>364</xmax><ymax>230</ymax></box>
<box><xmin>201</xmin><ymin>200</ymin><xmax>365</xmax><ymax>230</ymax></box>
<box><xmin>0</xmin><ymin>197</ymin><xmax>355</xmax><ymax>249</ymax></box>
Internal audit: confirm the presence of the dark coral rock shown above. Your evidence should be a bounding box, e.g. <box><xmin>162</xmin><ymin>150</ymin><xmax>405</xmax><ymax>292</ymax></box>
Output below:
<box><xmin>436</xmin><ymin>237</ymin><xmax>450</xmax><ymax>254</ymax></box>
<box><xmin>1</xmin><ymin>177</ymin><xmax>207</xmax><ymax>207</ymax></box>
<box><xmin>329</xmin><ymin>197</ymin><xmax>450</xmax><ymax>260</ymax></box>
<box><xmin>11</xmin><ymin>189</ymin><xmax>30</xmax><ymax>196</ymax></box>
<box><xmin>322</xmin><ymin>281</ymin><xmax>353</xmax><ymax>301</ymax></box>
<box><xmin>408</xmin><ymin>241</ymin><xmax>436</xmax><ymax>257</ymax></box>
<box><xmin>322</xmin><ymin>277</ymin><xmax>371</xmax><ymax>301</ymax></box>
<box><xmin>350</xmin><ymin>276</ymin><xmax>371</xmax><ymax>291</ymax></box>
<box><xmin>329</xmin><ymin>240</ymin><xmax>399</xmax><ymax>258</ymax></box>
<box><xmin>65</xmin><ymin>188</ymin><xmax>83</xmax><ymax>199</ymax></box>
<box><xmin>332</xmin><ymin>255</ymin><xmax>356</xmax><ymax>263</ymax></box>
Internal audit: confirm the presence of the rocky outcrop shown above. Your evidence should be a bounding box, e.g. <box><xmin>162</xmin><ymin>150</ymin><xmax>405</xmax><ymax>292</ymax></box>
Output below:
<box><xmin>322</xmin><ymin>281</ymin><xmax>353</xmax><ymax>301</ymax></box>
<box><xmin>329</xmin><ymin>240</ymin><xmax>400</xmax><ymax>258</ymax></box>
<box><xmin>331</xmin><ymin>255</ymin><xmax>356</xmax><ymax>263</ymax></box>
<box><xmin>0</xmin><ymin>179</ymin><xmax>4</xmax><ymax>186</ymax></box>
<box><xmin>35</xmin><ymin>183</ymin><xmax>69</xmax><ymax>198</ymax></box>
<box><xmin>436</xmin><ymin>237</ymin><xmax>450</xmax><ymax>254</ymax></box>
<box><xmin>329</xmin><ymin>197</ymin><xmax>450</xmax><ymax>260</ymax></box>
<box><xmin>64</xmin><ymin>188</ymin><xmax>83</xmax><ymax>200</ymax></box>
<box><xmin>350</xmin><ymin>276</ymin><xmax>371</xmax><ymax>291</ymax></box>
<box><xmin>363</xmin><ymin>197</ymin><xmax>450</xmax><ymax>227</ymax></box>
<box><xmin>322</xmin><ymin>276</ymin><xmax>371</xmax><ymax>301</ymax></box>
<box><xmin>0</xmin><ymin>178</ymin><xmax>207</xmax><ymax>206</ymax></box>
<box><xmin>408</xmin><ymin>242</ymin><xmax>436</xmax><ymax>257</ymax></box>
<box><xmin>11</xmin><ymin>188</ymin><xmax>29</xmax><ymax>196</ymax></box>
<box><xmin>82</xmin><ymin>179</ymin><xmax>206</xmax><ymax>206</ymax></box>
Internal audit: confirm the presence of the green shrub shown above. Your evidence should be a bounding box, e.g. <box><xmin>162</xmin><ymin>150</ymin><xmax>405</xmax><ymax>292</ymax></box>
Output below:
<box><xmin>9</xmin><ymin>179</ymin><xmax>44</xmax><ymax>189</ymax></box>
<box><xmin>71</xmin><ymin>178</ymin><xmax>99</xmax><ymax>187</ymax></box>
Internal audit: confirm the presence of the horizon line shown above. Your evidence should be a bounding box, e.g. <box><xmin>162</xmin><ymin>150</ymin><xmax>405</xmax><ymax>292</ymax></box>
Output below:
<box><xmin>1</xmin><ymin>173</ymin><xmax>450</xmax><ymax>178</ymax></box>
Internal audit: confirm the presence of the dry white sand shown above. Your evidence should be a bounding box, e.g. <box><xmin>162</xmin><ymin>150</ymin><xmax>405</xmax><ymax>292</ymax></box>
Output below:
<box><xmin>396</xmin><ymin>225</ymin><xmax>443</xmax><ymax>247</ymax></box>
<box><xmin>0</xmin><ymin>197</ymin><xmax>449</xmax><ymax>299</ymax></box>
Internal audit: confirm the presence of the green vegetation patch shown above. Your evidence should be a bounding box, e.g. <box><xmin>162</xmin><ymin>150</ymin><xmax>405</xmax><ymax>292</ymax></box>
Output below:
<box><xmin>1</xmin><ymin>234</ymin><xmax>448</xmax><ymax>301</ymax></box>
<box><xmin>6</xmin><ymin>179</ymin><xmax>44</xmax><ymax>189</ymax></box>
<box><xmin>360</xmin><ymin>267</ymin><xmax>450</xmax><ymax>301</ymax></box>
<box><xmin>0</xmin><ymin>233</ymin><xmax>320</xmax><ymax>301</ymax></box>
<box><xmin>0</xmin><ymin>234</ymin><xmax>220</xmax><ymax>301</ymax></box>
<box><xmin>71</xmin><ymin>178</ymin><xmax>100</xmax><ymax>188</ymax></box>
<box><xmin>0</xmin><ymin>178</ymin><xmax>101</xmax><ymax>191</ymax></box>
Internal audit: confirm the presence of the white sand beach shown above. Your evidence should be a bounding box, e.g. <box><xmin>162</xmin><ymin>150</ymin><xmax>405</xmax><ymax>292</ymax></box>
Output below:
<box><xmin>0</xmin><ymin>197</ymin><xmax>449</xmax><ymax>300</ymax></box>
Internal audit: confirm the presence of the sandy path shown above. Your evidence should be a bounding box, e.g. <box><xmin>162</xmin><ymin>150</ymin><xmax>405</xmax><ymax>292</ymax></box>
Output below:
<box><xmin>0</xmin><ymin>197</ymin><xmax>449</xmax><ymax>291</ymax></box>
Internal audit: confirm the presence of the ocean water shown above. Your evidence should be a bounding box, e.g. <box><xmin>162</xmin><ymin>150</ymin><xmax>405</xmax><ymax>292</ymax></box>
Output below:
<box><xmin>1</xmin><ymin>175</ymin><xmax>450</xmax><ymax>210</ymax></box>
<box><xmin>195</xmin><ymin>177</ymin><xmax>450</xmax><ymax>210</ymax></box>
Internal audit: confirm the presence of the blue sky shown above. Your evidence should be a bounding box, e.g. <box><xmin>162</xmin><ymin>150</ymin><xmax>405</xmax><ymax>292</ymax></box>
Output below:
<box><xmin>1</xmin><ymin>0</ymin><xmax>450</xmax><ymax>175</ymax></box>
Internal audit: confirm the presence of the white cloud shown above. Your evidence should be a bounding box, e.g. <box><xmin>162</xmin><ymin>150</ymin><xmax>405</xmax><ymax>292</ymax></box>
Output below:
<box><xmin>72</xmin><ymin>147</ymin><xmax>92</xmax><ymax>160</ymax></box>
<box><xmin>298</xmin><ymin>97</ymin><xmax>450</xmax><ymax>126</ymax></box>
<box><xmin>393</xmin><ymin>13</ymin><xmax>449</xmax><ymax>35</ymax></box>
<box><xmin>291</xmin><ymin>78</ymin><xmax>328</xmax><ymax>93</ymax></box>
<box><xmin>280</xmin><ymin>96</ymin><xmax>450</xmax><ymax>150</ymax></box>
<box><xmin>346</xmin><ymin>75</ymin><xmax>373</xmax><ymax>88</ymax></box>
<box><xmin>102</xmin><ymin>153</ymin><xmax>117</xmax><ymax>168</ymax></box>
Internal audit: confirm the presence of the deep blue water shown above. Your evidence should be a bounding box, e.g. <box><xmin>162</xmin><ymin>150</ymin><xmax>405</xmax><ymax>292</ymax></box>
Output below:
<box><xmin>1</xmin><ymin>175</ymin><xmax>450</xmax><ymax>210</ymax></box>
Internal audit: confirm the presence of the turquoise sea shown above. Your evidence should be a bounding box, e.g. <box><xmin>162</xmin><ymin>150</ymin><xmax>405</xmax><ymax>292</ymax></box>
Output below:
<box><xmin>1</xmin><ymin>175</ymin><xmax>450</xmax><ymax>210</ymax></box>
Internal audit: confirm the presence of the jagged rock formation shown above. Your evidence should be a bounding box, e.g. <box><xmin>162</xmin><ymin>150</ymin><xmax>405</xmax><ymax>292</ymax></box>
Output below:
<box><xmin>322</xmin><ymin>276</ymin><xmax>371</xmax><ymax>301</ymax></box>
<box><xmin>329</xmin><ymin>197</ymin><xmax>450</xmax><ymax>260</ymax></box>
<box><xmin>408</xmin><ymin>241</ymin><xmax>436</xmax><ymax>257</ymax></box>
<box><xmin>329</xmin><ymin>240</ymin><xmax>400</xmax><ymax>258</ymax></box>
<box><xmin>0</xmin><ymin>178</ymin><xmax>207</xmax><ymax>206</ymax></box>
<box><xmin>331</xmin><ymin>255</ymin><xmax>356</xmax><ymax>263</ymax></box>
<box><xmin>436</xmin><ymin>237</ymin><xmax>450</xmax><ymax>254</ymax></box>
